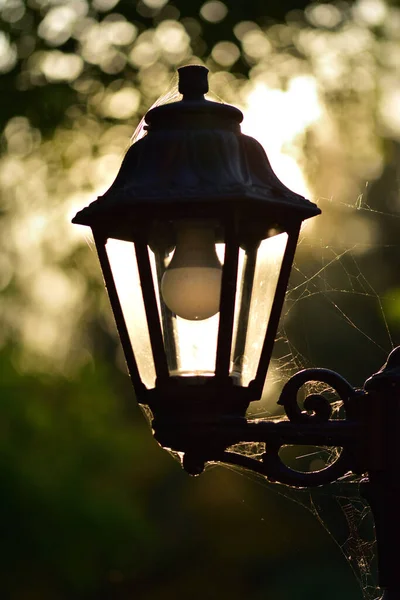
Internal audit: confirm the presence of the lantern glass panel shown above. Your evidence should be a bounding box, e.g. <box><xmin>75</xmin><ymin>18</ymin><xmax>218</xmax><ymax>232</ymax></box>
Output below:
<box><xmin>149</xmin><ymin>220</ymin><xmax>225</xmax><ymax>378</ymax></box>
<box><xmin>106</xmin><ymin>238</ymin><xmax>157</xmax><ymax>389</ymax></box>
<box><xmin>230</xmin><ymin>232</ymin><xmax>288</xmax><ymax>386</ymax></box>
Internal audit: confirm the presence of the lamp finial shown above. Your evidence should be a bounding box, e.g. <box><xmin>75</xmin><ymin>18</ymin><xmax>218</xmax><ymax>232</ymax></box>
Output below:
<box><xmin>178</xmin><ymin>65</ymin><xmax>209</xmax><ymax>99</ymax></box>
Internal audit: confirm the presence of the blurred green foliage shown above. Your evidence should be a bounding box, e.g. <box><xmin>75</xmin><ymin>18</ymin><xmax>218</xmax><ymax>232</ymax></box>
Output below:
<box><xmin>1</xmin><ymin>0</ymin><xmax>400</xmax><ymax>598</ymax></box>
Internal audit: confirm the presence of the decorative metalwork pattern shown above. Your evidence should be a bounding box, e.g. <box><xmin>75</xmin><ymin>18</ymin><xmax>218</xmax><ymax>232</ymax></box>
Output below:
<box><xmin>220</xmin><ymin>368</ymin><xmax>364</xmax><ymax>487</ymax></box>
<box><xmin>278</xmin><ymin>368</ymin><xmax>360</xmax><ymax>422</ymax></box>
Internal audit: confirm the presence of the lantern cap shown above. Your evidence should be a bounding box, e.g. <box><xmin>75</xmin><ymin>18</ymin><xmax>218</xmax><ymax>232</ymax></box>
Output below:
<box><xmin>73</xmin><ymin>66</ymin><xmax>321</xmax><ymax>235</ymax></box>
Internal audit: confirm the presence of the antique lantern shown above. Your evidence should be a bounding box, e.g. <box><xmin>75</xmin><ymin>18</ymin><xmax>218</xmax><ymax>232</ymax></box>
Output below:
<box><xmin>73</xmin><ymin>65</ymin><xmax>320</xmax><ymax>465</ymax></box>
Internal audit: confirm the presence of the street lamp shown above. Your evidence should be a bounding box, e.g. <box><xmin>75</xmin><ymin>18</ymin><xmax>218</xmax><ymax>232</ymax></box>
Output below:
<box><xmin>73</xmin><ymin>65</ymin><xmax>400</xmax><ymax>599</ymax></box>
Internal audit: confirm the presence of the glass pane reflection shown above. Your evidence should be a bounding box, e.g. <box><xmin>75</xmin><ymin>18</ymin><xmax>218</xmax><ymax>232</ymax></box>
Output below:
<box><xmin>231</xmin><ymin>233</ymin><xmax>288</xmax><ymax>386</ymax></box>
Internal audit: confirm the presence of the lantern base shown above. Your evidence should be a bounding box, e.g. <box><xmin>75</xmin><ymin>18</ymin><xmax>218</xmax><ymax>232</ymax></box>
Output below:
<box><xmin>144</xmin><ymin>375</ymin><xmax>253</xmax><ymax>465</ymax></box>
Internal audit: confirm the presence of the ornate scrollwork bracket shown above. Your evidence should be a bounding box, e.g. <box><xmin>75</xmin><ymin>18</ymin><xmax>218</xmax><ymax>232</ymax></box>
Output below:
<box><xmin>208</xmin><ymin>348</ymin><xmax>400</xmax><ymax>598</ymax></box>
<box><xmin>221</xmin><ymin>368</ymin><xmax>365</xmax><ymax>487</ymax></box>
<box><xmin>278</xmin><ymin>368</ymin><xmax>361</xmax><ymax>422</ymax></box>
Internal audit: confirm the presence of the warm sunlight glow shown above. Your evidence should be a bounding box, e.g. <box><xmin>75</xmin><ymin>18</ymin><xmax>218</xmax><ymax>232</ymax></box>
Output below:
<box><xmin>241</xmin><ymin>76</ymin><xmax>322</xmax><ymax>199</ymax></box>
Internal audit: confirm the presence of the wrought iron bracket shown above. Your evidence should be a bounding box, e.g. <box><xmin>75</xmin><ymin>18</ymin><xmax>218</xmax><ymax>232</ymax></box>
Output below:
<box><xmin>173</xmin><ymin>349</ymin><xmax>400</xmax><ymax>486</ymax></box>
<box><xmin>178</xmin><ymin>347</ymin><xmax>400</xmax><ymax>600</ymax></box>
<box><xmin>179</xmin><ymin>367</ymin><xmax>367</xmax><ymax>486</ymax></box>
<box><xmin>153</xmin><ymin>347</ymin><xmax>400</xmax><ymax>597</ymax></box>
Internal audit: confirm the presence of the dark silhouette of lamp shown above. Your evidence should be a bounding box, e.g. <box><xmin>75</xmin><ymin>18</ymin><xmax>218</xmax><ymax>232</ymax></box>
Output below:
<box><xmin>74</xmin><ymin>65</ymin><xmax>400</xmax><ymax>599</ymax></box>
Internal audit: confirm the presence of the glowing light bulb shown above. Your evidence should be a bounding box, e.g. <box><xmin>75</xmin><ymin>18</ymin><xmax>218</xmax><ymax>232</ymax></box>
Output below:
<box><xmin>161</xmin><ymin>222</ymin><xmax>222</xmax><ymax>320</ymax></box>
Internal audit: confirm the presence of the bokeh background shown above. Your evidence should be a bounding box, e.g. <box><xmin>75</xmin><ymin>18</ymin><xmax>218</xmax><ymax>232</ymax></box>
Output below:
<box><xmin>1</xmin><ymin>0</ymin><xmax>400</xmax><ymax>598</ymax></box>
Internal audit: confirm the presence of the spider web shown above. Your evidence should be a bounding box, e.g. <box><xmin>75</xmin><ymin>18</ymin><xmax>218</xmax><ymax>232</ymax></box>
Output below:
<box><xmin>153</xmin><ymin>189</ymin><xmax>396</xmax><ymax>598</ymax></box>
<box><xmin>270</xmin><ymin>198</ymin><xmax>396</xmax><ymax>389</ymax></box>
<box><xmin>226</xmin><ymin>198</ymin><xmax>399</xmax><ymax>600</ymax></box>
<box><xmin>221</xmin><ymin>464</ymin><xmax>379</xmax><ymax>600</ymax></box>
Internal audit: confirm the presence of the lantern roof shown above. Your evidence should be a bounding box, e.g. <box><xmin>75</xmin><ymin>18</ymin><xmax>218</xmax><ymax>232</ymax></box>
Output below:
<box><xmin>73</xmin><ymin>65</ymin><xmax>320</xmax><ymax>233</ymax></box>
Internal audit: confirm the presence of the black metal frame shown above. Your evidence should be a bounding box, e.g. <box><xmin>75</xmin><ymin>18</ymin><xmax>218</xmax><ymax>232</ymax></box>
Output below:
<box><xmin>215</xmin><ymin>221</ymin><xmax>240</xmax><ymax>381</ymax></box>
<box><xmin>94</xmin><ymin>232</ymin><xmax>146</xmax><ymax>397</ymax></box>
<box><xmin>92</xmin><ymin>220</ymin><xmax>302</xmax><ymax>424</ymax></box>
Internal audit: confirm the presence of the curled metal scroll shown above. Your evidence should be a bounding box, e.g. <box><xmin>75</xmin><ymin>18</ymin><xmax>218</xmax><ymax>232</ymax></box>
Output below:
<box><xmin>221</xmin><ymin>369</ymin><xmax>363</xmax><ymax>487</ymax></box>
<box><xmin>278</xmin><ymin>368</ymin><xmax>359</xmax><ymax>423</ymax></box>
